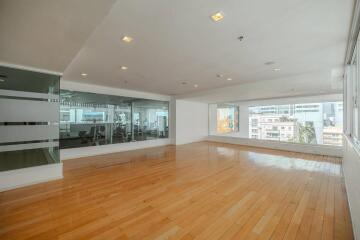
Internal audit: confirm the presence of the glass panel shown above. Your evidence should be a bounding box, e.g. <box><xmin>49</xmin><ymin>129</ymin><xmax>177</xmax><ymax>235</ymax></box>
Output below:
<box><xmin>132</xmin><ymin>99</ymin><xmax>169</xmax><ymax>141</ymax></box>
<box><xmin>0</xmin><ymin>66</ymin><xmax>59</xmax><ymax>94</ymax></box>
<box><xmin>0</xmin><ymin>147</ymin><xmax>59</xmax><ymax>171</ymax></box>
<box><xmin>216</xmin><ymin>105</ymin><xmax>239</xmax><ymax>134</ymax></box>
<box><xmin>248</xmin><ymin>102</ymin><xmax>343</xmax><ymax>146</ymax></box>
<box><xmin>0</xmin><ymin>65</ymin><xmax>60</xmax><ymax>172</ymax></box>
<box><xmin>60</xmin><ymin>90</ymin><xmax>169</xmax><ymax>149</ymax></box>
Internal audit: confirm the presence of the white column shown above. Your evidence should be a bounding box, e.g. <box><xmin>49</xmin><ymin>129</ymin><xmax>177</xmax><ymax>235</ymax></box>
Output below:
<box><xmin>208</xmin><ymin>104</ymin><xmax>218</xmax><ymax>135</ymax></box>
<box><xmin>239</xmin><ymin>105</ymin><xmax>249</xmax><ymax>138</ymax></box>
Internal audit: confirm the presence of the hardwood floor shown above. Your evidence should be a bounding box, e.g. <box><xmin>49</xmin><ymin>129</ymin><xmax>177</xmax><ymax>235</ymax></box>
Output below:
<box><xmin>0</xmin><ymin>141</ymin><xmax>354</xmax><ymax>240</ymax></box>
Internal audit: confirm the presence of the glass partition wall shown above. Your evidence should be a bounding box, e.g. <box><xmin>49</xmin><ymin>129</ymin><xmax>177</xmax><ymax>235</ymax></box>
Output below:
<box><xmin>60</xmin><ymin>90</ymin><xmax>169</xmax><ymax>149</ymax></box>
<box><xmin>0</xmin><ymin>66</ymin><xmax>60</xmax><ymax>171</ymax></box>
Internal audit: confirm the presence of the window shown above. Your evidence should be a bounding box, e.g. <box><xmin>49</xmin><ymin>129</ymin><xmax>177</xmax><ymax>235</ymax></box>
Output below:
<box><xmin>248</xmin><ymin>102</ymin><xmax>343</xmax><ymax>146</ymax></box>
<box><xmin>345</xmin><ymin>36</ymin><xmax>360</xmax><ymax>147</ymax></box>
<box><xmin>60</xmin><ymin>90</ymin><xmax>169</xmax><ymax>149</ymax></box>
<box><xmin>352</xmin><ymin>46</ymin><xmax>359</xmax><ymax>140</ymax></box>
<box><xmin>216</xmin><ymin>105</ymin><xmax>239</xmax><ymax>134</ymax></box>
<box><xmin>251</xmin><ymin>119</ymin><xmax>258</xmax><ymax>127</ymax></box>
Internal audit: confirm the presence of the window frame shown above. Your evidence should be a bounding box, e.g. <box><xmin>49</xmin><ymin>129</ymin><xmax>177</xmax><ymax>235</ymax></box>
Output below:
<box><xmin>347</xmin><ymin>38</ymin><xmax>360</xmax><ymax>149</ymax></box>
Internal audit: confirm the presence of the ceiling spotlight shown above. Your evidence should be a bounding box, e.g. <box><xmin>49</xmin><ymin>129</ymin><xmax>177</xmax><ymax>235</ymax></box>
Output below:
<box><xmin>81</xmin><ymin>73</ymin><xmax>87</xmax><ymax>76</ymax></box>
<box><xmin>122</xmin><ymin>36</ymin><xmax>133</xmax><ymax>43</ymax></box>
<box><xmin>121</xmin><ymin>66</ymin><xmax>128</xmax><ymax>70</ymax></box>
<box><xmin>227</xmin><ymin>78</ymin><xmax>232</xmax><ymax>81</ymax></box>
<box><xmin>211</xmin><ymin>12</ymin><xmax>224</xmax><ymax>22</ymax></box>
<box><xmin>273</xmin><ymin>68</ymin><xmax>281</xmax><ymax>71</ymax></box>
<box><xmin>194</xmin><ymin>84</ymin><xmax>199</xmax><ymax>88</ymax></box>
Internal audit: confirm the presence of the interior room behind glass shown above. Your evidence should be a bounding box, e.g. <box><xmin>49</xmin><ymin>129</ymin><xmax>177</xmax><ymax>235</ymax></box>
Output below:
<box><xmin>60</xmin><ymin>90</ymin><xmax>169</xmax><ymax>149</ymax></box>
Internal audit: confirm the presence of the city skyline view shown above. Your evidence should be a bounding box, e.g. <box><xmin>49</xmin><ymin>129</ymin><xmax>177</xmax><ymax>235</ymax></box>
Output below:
<box><xmin>248</xmin><ymin>102</ymin><xmax>343</xmax><ymax>146</ymax></box>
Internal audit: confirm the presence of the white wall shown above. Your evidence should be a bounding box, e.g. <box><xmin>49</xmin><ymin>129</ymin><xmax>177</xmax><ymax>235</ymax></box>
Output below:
<box><xmin>342</xmin><ymin>48</ymin><xmax>360</xmax><ymax>239</ymax></box>
<box><xmin>175</xmin><ymin>100</ymin><xmax>208</xmax><ymax>145</ymax></box>
<box><xmin>233</xmin><ymin>93</ymin><xmax>343</xmax><ymax>106</ymax></box>
<box><xmin>61</xmin><ymin>80</ymin><xmax>171</xmax><ymax>101</ymax></box>
<box><xmin>343</xmin><ymin>136</ymin><xmax>360</xmax><ymax>239</ymax></box>
<box><xmin>208</xmin><ymin>104</ymin><xmax>217</xmax><ymax>135</ymax></box>
<box><xmin>0</xmin><ymin>163</ymin><xmax>63</xmax><ymax>192</ymax></box>
<box><xmin>238</xmin><ymin>105</ymin><xmax>249</xmax><ymax>138</ymax></box>
<box><xmin>61</xmin><ymin>139</ymin><xmax>170</xmax><ymax>160</ymax></box>
<box><xmin>207</xmin><ymin>135</ymin><xmax>343</xmax><ymax>157</ymax></box>
<box><xmin>169</xmin><ymin>96</ymin><xmax>177</xmax><ymax>145</ymax></box>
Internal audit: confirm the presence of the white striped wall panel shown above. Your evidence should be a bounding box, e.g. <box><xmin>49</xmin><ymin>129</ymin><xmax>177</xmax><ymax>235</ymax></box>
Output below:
<box><xmin>0</xmin><ymin>125</ymin><xmax>59</xmax><ymax>143</ymax></box>
<box><xmin>0</xmin><ymin>98</ymin><xmax>58</xmax><ymax>122</ymax></box>
<box><xmin>0</xmin><ymin>89</ymin><xmax>59</xmax><ymax>100</ymax></box>
<box><xmin>0</xmin><ymin>141</ymin><xmax>59</xmax><ymax>153</ymax></box>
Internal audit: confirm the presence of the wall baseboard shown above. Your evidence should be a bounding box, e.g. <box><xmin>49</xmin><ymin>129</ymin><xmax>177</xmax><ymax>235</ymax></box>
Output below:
<box><xmin>206</xmin><ymin>135</ymin><xmax>343</xmax><ymax>157</ymax></box>
<box><xmin>175</xmin><ymin>137</ymin><xmax>207</xmax><ymax>145</ymax></box>
<box><xmin>61</xmin><ymin>138</ymin><xmax>171</xmax><ymax>160</ymax></box>
<box><xmin>0</xmin><ymin>163</ymin><xmax>63</xmax><ymax>192</ymax></box>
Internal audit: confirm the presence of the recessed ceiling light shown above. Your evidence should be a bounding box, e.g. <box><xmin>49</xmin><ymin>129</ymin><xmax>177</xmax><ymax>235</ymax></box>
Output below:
<box><xmin>227</xmin><ymin>78</ymin><xmax>232</xmax><ymax>81</ymax></box>
<box><xmin>273</xmin><ymin>68</ymin><xmax>281</xmax><ymax>71</ymax></box>
<box><xmin>81</xmin><ymin>73</ymin><xmax>87</xmax><ymax>76</ymax></box>
<box><xmin>194</xmin><ymin>84</ymin><xmax>199</xmax><ymax>88</ymax></box>
<box><xmin>0</xmin><ymin>78</ymin><xmax>5</xmax><ymax>82</ymax></box>
<box><xmin>121</xmin><ymin>66</ymin><xmax>128</xmax><ymax>70</ymax></box>
<box><xmin>211</xmin><ymin>12</ymin><xmax>224</xmax><ymax>22</ymax></box>
<box><xmin>122</xmin><ymin>36</ymin><xmax>133</xmax><ymax>43</ymax></box>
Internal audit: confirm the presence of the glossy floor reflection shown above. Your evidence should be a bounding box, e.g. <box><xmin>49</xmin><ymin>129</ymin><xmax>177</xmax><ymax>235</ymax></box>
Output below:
<box><xmin>0</xmin><ymin>142</ymin><xmax>354</xmax><ymax>240</ymax></box>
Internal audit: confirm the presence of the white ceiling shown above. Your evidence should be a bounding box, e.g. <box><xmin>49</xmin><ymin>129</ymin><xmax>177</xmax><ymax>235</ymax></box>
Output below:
<box><xmin>177</xmin><ymin>70</ymin><xmax>344</xmax><ymax>103</ymax></box>
<box><xmin>62</xmin><ymin>0</ymin><xmax>354</xmax><ymax>97</ymax></box>
<box><xmin>0</xmin><ymin>0</ymin><xmax>116</xmax><ymax>72</ymax></box>
<box><xmin>0</xmin><ymin>0</ymin><xmax>354</xmax><ymax>101</ymax></box>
